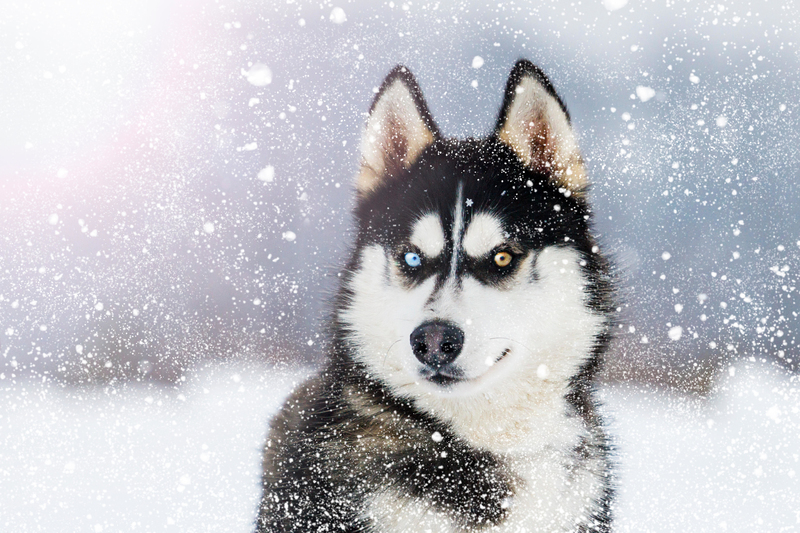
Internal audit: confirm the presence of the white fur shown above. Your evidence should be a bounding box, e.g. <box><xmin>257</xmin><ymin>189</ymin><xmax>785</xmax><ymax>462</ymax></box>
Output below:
<box><xmin>342</xmin><ymin>243</ymin><xmax>602</xmax><ymax>450</ymax></box>
<box><xmin>410</xmin><ymin>213</ymin><xmax>445</xmax><ymax>258</ymax></box>
<box><xmin>365</xmin><ymin>446</ymin><xmax>605</xmax><ymax>533</ymax></box>
<box><xmin>341</xmin><ymin>201</ymin><xmax>606</xmax><ymax>532</ymax></box>
<box><xmin>463</xmin><ymin>212</ymin><xmax>505</xmax><ymax>258</ymax></box>
<box><xmin>409</xmin><ymin>246</ymin><xmax>602</xmax><ymax>451</ymax></box>
<box><xmin>449</xmin><ymin>182</ymin><xmax>465</xmax><ymax>278</ymax></box>
<box><xmin>340</xmin><ymin>244</ymin><xmax>438</xmax><ymax>384</ymax></box>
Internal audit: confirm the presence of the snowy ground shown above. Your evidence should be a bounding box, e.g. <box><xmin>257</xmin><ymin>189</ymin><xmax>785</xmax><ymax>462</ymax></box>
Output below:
<box><xmin>1</xmin><ymin>362</ymin><xmax>797</xmax><ymax>532</ymax></box>
<box><xmin>604</xmin><ymin>365</ymin><xmax>800</xmax><ymax>532</ymax></box>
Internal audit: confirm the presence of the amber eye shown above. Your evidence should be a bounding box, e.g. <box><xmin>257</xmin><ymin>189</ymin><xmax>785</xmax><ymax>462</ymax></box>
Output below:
<box><xmin>494</xmin><ymin>251</ymin><xmax>513</xmax><ymax>267</ymax></box>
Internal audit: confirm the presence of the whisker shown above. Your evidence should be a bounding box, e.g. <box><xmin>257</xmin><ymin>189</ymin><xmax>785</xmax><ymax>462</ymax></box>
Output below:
<box><xmin>384</xmin><ymin>338</ymin><xmax>404</xmax><ymax>367</ymax></box>
<box><xmin>488</xmin><ymin>336</ymin><xmax>536</xmax><ymax>356</ymax></box>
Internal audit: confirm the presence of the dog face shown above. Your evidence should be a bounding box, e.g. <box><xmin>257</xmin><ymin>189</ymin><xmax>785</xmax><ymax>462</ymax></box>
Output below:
<box><xmin>338</xmin><ymin>62</ymin><xmax>611</xmax><ymax>405</ymax></box>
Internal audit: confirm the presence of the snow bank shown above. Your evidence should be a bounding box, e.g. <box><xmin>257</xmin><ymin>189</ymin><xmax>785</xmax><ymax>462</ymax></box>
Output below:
<box><xmin>0</xmin><ymin>362</ymin><xmax>797</xmax><ymax>531</ymax></box>
<box><xmin>605</xmin><ymin>362</ymin><xmax>800</xmax><ymax>532</ymax></box>
<box><xmin>0</xmin><ymin>364</ymin><xmax>305</xmax><ymax>532</ymax></box>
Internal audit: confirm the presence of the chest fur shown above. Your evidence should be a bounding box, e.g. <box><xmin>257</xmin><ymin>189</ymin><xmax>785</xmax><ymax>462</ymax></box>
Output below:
<box><xmin>343</xmin><ymin>380</ymin><xmax>607</xmax><ymax>533</ymax></box>
<box><xmin>364</xmin><ymin>441</ymin><xmax>605</xmax><ymax>533</ymax></box>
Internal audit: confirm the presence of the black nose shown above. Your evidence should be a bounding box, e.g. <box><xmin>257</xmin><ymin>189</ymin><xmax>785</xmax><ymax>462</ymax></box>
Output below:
<box><xmin>410</xmin><ymin>320</ymin><xmax>464</xmax><ymax>369</ymax></box>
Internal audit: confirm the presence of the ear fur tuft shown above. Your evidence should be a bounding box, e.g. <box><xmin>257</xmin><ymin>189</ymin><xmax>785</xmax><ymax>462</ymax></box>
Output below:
<box><xmin>357</xmin><ymin>66</ymin><xmax>439</xmax><ymax>195</ymax></box>
<box><xmin>495</xmin><ymin>60</ymin><xmax>588</xmax><ymax>192</ymax></box>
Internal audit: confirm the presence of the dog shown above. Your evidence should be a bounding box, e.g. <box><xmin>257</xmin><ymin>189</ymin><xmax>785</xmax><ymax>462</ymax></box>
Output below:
<box><xmin>255</xmin><ymin>60</ymin><xmax>617</xmax><ymax>533</ymax></box>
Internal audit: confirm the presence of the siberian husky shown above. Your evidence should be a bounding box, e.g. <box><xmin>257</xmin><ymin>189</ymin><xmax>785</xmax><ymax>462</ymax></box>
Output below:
<box><xmin>256</xmin><ymin>60</ymin><xmax>617</xmax><ymax>533</ymax></box>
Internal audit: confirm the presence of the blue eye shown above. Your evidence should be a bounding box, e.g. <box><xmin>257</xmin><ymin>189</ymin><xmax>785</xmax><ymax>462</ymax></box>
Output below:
<box><xmin>404</xmin><ymin>252</ymin><xmax>421</xmax><ymax>268</ymax></box>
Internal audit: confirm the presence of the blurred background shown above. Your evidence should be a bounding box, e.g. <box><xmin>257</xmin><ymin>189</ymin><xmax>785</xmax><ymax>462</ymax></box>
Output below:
<box><xmin>1</xmin><ymin>0</ymin><xmax>798</xmax><ymax>531</ymax></box>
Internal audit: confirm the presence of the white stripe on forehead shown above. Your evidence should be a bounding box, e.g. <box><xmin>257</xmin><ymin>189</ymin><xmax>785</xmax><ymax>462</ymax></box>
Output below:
<box><xmin>463</xmin><ymin>212</ymin><xmax>505</xmax><ymax>258</ymax></box>
<box><xmin>410</xmin><ymin>213</ymin><xmax>445</xmax><ymax>257</ymax></box>
<box><xmin>449</xmin><ymin>182</ymin><xmax>465</xmax><ymax>279</ymax></box>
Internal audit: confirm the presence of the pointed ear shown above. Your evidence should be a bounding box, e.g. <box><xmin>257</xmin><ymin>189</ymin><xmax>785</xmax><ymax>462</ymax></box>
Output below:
<box><xmin>357</xmin><ymin>65</ymin><xmax>439</xmax><ymax>195</ymax></box>
<box><xmin>495</xmin><ymin>60</ymin><xmax>587</xmax><ymax>192</ymax></box>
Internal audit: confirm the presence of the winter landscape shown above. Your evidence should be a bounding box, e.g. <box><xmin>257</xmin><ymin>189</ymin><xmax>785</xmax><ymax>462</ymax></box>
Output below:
<box><xmin>1</xmin><ymin>0</ymin><xmax>799</xmax><ymax>531</ymax></box>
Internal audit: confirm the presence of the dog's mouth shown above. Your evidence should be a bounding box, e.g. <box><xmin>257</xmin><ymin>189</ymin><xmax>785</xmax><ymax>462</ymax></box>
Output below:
<box><xmin>419</xmin><ymin>364</ymin><xmax>464</xmax><ymax>385</ymax></box>
<box><xmin>427</xmin><ymin>373</ymin><xmax>462</xmax><ymax>386</ymax></box>
<box><xmin>495</xmin><ymin>348</ymin><xmax>511</xmax><ymax>364</ymax></box>
<box><xmin>419</xmin><ymin>348</ymin><xmax>512</xmax><ymax>387</ymax></box>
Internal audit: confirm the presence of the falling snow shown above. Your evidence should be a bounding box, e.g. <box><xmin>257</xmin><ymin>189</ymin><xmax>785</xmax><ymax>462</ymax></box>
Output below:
<box><xmin>243</xmin><ymin>63</ymin><xmax>273</xmax><ymax>87</ymax></box>
<box><xmin>258</xmin><ymin>165</ymin><xmax>275</xmax><ymax>183</ymax></box>
<box><xmin>635</xmin><ymin>86</ymin><xmax>655</xmax><ymax>102</ymax></box>
<box><xmin>1</xmin><ymin>0</ymin><xmax>799</xmax><ymax>530</ymax></box>
<box><xmin>329</xmin><ymin>7</ymin><xmax>347</xmax><ymax>25</ymax></box>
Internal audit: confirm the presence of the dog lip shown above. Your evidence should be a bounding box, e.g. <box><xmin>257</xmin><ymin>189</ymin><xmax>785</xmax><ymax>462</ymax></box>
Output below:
<box><xmin>420</xmin><ymin>364</ymin><xmax>464</xmax><ymax>385</ymax></box>
<box><xmin>495</xmin><ymin>348</ymin><xmax>511</xmax><ymax>364</ymax></box>
<box><xmin>419</xmin><ymin>348</ymin><xmax>511</xmax><ymax>387</ymax></box>
<box><xmin>427</xmin><ymin>373</ymin><xmax>462</xmax><ymax>386</ymax></box>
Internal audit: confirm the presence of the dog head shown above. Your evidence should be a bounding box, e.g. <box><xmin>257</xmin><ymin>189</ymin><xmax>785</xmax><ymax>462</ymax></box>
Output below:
<box><xmin>338</xmin><ymin>61</ymin><xmax>613</xmax><ymax>406</ymax></box>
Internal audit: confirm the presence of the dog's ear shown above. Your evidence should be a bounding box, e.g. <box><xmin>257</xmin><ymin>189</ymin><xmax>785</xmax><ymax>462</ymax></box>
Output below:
<box><xmin>495</xmin><ymin>60</ymin><xmax>587</xmax><ymax>193</ymax></box>
<box><xmin>357</xmin><ymin>65</ymin><xmax>439</xmax><ymax>195</ymax></box>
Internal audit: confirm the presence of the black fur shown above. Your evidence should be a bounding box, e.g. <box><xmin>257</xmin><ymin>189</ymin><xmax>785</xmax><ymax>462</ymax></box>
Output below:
<box><xmin>255</xmin><ymin>60</ymin><xmax>616</xmax><ymax>533</ymax></box>
<box><xmin>257</xmin><ymin>360</ymin><xmax>516</xmax><ymax>532</ymax></box>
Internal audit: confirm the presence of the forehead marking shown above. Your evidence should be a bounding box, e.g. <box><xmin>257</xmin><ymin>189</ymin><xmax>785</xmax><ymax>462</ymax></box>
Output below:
<box><xmin>463</xmin><ymin>212</ymin><xmax>505</xmax><ymax>258</ymax></box>
<box><xmin>410</xmin><ymin>213</ymin><xmax>445</xmax><ymax>257</ymax></box>
<box><xmin>448</xmin><ymin>182</ymin><xmax>465</xmax><ymax>279</ymax></box>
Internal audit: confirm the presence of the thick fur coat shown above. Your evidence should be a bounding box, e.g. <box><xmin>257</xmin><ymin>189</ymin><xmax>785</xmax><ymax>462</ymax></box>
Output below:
<box><xmin>256</xmin><ymin>60</ymin><xmax>617</xmax><ymax>533</ymax></box>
